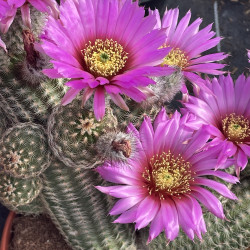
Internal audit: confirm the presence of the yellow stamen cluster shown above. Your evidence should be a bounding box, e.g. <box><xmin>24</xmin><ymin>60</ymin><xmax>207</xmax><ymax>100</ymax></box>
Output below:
<box><xmin>222</xmin><ymin>113</ymin><xmax>250</xmax><ymax>143</ymax></box>
<box><xmin>162</xmin><ymin>47</ymin><xmax>189</xmax><ymax>69</ymax></box>
<box><xmin>83</xmin><ymin>39</ymin><xmax>128</xmax><ymax>77</ymax></box>
<box><xmin>142</xmin><ymin>151</ymin><xmax>193</xmax><ymax>199</ymax></box>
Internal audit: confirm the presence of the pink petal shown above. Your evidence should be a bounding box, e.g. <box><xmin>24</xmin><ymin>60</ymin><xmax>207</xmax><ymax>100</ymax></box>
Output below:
<box><xmin>193</xmin><ymin>178</ymin><xmax>237</xmax><ymax>200</ymax></box>
<box><xmin>42</xmin><ymin>69</ymin><xmax>62</xmax><ymax>78</ymax></box>
<box><xmin>82</xmin><ymin>87</ymin><xmax>94</xmax><ymax>107</ymax></box>
<box><xmin>191</xmin><ymin>186</ymin><xmax>225</xmax><ymax>219</ymax></box>
<box><xmin>61</xmin><ymin>88</ymin><xmax>81</xmax><ymax>106</ymax></box>
<box><xmin>113</xmin><ymin>204</ymin><xmax>139</xmax><ymax>224</ymax></box>
<box><xmin>94</xmin><ymin>87</ymin><xmax>106</xmax><ymax>120</ymax></box>
<box><xmin>236</xmin><ymin>148</ymin><xmax>248</xmax><ymax>169</ymax></box>
<box><xmin>161</xmin><ymin>199</ymin><xmax>179</xmax><ymax>241</ymax></box>
<box><xmin>197</xmin><ymin>170</ymin><xmax>239</xmax><ymax>184</ymax></box>
<box><xmin>65</xmin><ymin>80</ymin><xmax>88</xmax><ymax>89</ymax></box>
<box><xmin>153</xmin><ymin>107</ymin><xmax>168</xmax><ymax>130</ymax></box>
<box><xmin>148</xmin><ymin>208</ymin><xmax>164</xmax><ymax>243</ymax></box>
<box><xmin>96</xmin><ymin>165</ymin><xmax>142</xmax><ymax>185</ymax></box>
<box><xmin>109</xmin><ymin>93</ymin><xmax>129</xmax><ymax>111</ymax></box>
<box><xmin>139</xmin><ymin>117</ymin><xmax>154</xmax><ymax>159</ymax></box>
<box><xmin>20</xmin><ymin>3</ymin><xmax>31</xmax><ymax>29</ymax></box>
<box><xmin>135</xmin><ymin>196</ymin><xmax>160</xmax><ymax>230</ymax></box>
<box><xmin>109</xmin><ymin>195</ymin><xmax>145</xmax><ymax>215</ymax></box>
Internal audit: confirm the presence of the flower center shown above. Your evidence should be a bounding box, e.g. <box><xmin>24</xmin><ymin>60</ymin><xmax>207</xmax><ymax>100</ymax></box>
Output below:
<box><xmin>77</xmin><ymin>118</ymin><xmax>97</xmax><ymax>136</ymax></box>
<box><xmin>161</xmin><ymin>48</ymin><xmax>188</xmax><ymax>69</ymax></box>
<box><xmin>222</xmin><ymin>113</ymin><xmax>250</xmax><ymax>143</ymax></box>
<box><xmin>142</xmin><ymin>151</ymin><xmax>193</xmax><ymax>199</ymax></box>
<box><xmin>83</xmin><ymin>39</ymin><xmax>128</xmax><ymax>77</ymax></box>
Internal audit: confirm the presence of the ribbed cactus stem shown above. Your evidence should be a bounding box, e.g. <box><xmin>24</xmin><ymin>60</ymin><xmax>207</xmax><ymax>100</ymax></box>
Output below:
<box><xmin>41</xmin><ymin>158</ymin><xmax>136</xmax><ymax>250</ymax></box>
<box><xmin>0</xmin><ymin>123</ymin><xmax>51</xmax><ymax>178</ymax></box>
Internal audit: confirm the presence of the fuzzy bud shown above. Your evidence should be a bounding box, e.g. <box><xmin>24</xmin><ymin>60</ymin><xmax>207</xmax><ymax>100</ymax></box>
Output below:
<box><xmin>146</xmin><ymin>69</ymin><xmax>184</xmax><ymax>107</ymax></box>
<box><xmin>96</xmin><ymin>132</ymin><xmax>135</xmax><ymax>163</ymax></box>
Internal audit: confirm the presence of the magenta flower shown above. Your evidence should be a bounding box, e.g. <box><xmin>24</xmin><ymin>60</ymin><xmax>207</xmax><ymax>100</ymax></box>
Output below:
<box><xmin>40</xmin><ymin>0</ymin><xmax>175</xmax><ymax>120</ymax></box>
<box><xmin>0</xmin><ymin>35</ymin><xmax>6</xmax><ymax>51</ymax></box>
<box><xmin>184</xmin><ymin>74</ymin><xmax>250</xmax><ymax>176</ymax></box>
<box><xmin>155</xmin><ymin>8</ymin><xmax>227</xmax><ymax>92</ymax></box>
<box><xmin>247</xmin><ymin>49</ymin><xmax>250</xmax><ymax>63</ymax></box>
<box><xmin>96</xmin><ymin>109</ymin><xmax>237</xmax><ymax>243</ymax></box>
<box><xmin>0</xmin><ymin>0</ymin><xmax>59</xmax><ymax>33</ymax></box>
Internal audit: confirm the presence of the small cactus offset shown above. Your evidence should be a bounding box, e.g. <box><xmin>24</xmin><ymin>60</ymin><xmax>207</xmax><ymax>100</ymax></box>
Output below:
<box><xmin>48</xmin><ymin>98</ymin><xmax>118</xmax><ymax>168</ymax></box>
<box><xmin>0</xmin><ymin>1</ymin><xmax>249</xmax><ymax>250</ymax></box>
<box><xmin>0</xmin><ymin>172</ymin><xmax>43</xmax><ymax>210</ymax></box>
<box><xmin>0</xmin><ymin>123</ymin><xmax>51</xmax><ymax>178</ymax></box>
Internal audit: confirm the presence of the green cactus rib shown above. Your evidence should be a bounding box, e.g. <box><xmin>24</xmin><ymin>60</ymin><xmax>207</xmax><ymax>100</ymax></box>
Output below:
<box><xmin>41</xmin><ymin>158</ymin><xmax>136</xmax><ymax>250</ymax></box>
<box><xmin>0</xmin><ymin>171</ymin><xmax>43</xmax><ymax>209</ymax></box>
<box><xmin>0</xmin><ymin>107</ymin><xmax>8</xmax><ymax>136</ymax></box>
<box><xmin>0</xmin><ymin>123</ymin><xmax>51</xmax><ymax>178</ymax></box>
<box><xmin>147</xmin><ymin>179</ymin><xmax>250</xmax><ymax>250</ymax></box>
<box><xmin>0</xmin><ymin>70</ymin><xmax>67</xmax><ymax>124</ymax></box>
<box><xmin>47</xmin><ymin>99</ymin><xmax>117</xmax><ymax>169</ymax></box>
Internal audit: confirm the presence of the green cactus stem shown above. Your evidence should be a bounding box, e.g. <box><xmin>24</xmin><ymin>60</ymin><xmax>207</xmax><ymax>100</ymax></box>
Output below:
<box><xmin>0</xmin><ymin>171</ymin><xmax>43</xmax><ymax>210</ymax></box>
<box><xmin>41</xmin><ymin>158</ymin><xmax>136</xmax><ymax>250</ymax></box>
<box><xmin>47</xmin><ymin>99</ymin><xmax>118</xmax><ymax>169</ymax></box>
<box><xmin>0</xmin><ymin>123</ymin><xmax>51</xmax><ymax>178</ymax></box>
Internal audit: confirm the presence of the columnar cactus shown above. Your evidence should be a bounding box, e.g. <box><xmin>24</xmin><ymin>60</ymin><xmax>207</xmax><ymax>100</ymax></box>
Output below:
<box><xmin>0</xmin><ymin>1</ymin><xmax>249</xmax><ymax>250</ymax></box>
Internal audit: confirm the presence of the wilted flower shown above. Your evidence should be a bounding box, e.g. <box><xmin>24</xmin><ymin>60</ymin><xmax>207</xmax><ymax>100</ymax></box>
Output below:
<box><xmin>0</xmin><ymin>0</ymin><xmax>59</xmax><ymax>33</ymax></box>
<box><xmin>155</xmin><ymin>8</ymin><xmax>227</xmax><ymax>92</ymax></box>
<box><xmin>183</xmin><ymin>74</ymin><xmax>250</xmax><ymax>176</ymax></box>
<box><xmin>40</xmin><ymin>0</ymin><xmax>175</xmax><ymax>120</ymax></box>
<box><xmin>96</xmin><ymin>109</ymin><xmax>237</xmax><ymax>243</ymax></box>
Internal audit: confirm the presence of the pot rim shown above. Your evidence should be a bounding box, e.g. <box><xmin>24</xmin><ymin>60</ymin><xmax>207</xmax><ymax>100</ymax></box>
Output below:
<box><xmin>0</xmin><ymin>211</ymin><xmax>15</xmax><ymax>250</ymax></box>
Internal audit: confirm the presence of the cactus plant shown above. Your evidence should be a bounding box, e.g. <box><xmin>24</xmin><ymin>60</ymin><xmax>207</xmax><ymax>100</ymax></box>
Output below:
<box><xmin>0</xmin><ymin>172</ymin><xmax>43</xmax><ymax>210</ymax></box>
<box><xmin>0</xmin><ymin>123</ymin><xmax>51</xmax><ymax>178</ymax></box>
<box><xmin>0</xmin><ymin>1</ymin><xmax>249</xmax><ymax>250</ymax></box>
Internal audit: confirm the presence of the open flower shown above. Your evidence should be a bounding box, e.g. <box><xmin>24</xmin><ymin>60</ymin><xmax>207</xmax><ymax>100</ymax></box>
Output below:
<box><xmin>183</xmin><ymin>74</ymin><xmax>250</xmax><ymax>176</ymax></box>
<box><xmin>155</xmin><ymin>8</ymin><xmax>227</xmax><ymax>92</ymax></box>
<box><xmin>0</xmin><ymin>0</ymin><xmax>59</xmax><ymax>33</ymax></box>
<box><xmin>96</xmin><ymin>109</ymin><xmax>237</xmax><ymax>243</ymax></box>
<box><xmin>40</xmin><ymin>0</ymin><xmax>175</xmax><ymax>120</ymax></box>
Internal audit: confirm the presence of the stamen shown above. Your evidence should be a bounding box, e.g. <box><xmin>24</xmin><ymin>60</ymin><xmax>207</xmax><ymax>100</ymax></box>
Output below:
<box><xmin>222</xmin><ymin>113</ymin><xmax>250</xmax><ymax>143</ymax></box>
<box><xmin>83</xmin><ymin>39</ymin><xmax>128</xmax><ymax>77</ymax></box>
<box><xmin>142</xmin><ymin>151</ymin><xmax>193</xmax><ymax>199</ymax></box>
<box><xmin>161</xmin><ymin>47</ymin><xmax>189</xmax><ymax>69</ymax></box>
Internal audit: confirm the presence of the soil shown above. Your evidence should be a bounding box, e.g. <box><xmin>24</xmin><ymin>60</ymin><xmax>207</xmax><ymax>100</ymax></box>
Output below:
<box><xmin>9</xmin><ymin>215</ymin><xmax>72</xmax><ymax>250</ymax></box>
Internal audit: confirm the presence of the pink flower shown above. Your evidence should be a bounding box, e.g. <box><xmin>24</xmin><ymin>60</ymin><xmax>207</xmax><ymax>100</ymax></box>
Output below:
<box><xmin>155</xmin><ymin>8</ymin><xmax>228</xmax><ymax>93</ymax></box>
<box><xmin>0</xmin><ymin>0</ymin><xmax>59</xmax><ymax>33</ymax></box>
<box><xmin>183</xmin><ymin>74</ymin><xmax>250</xmax><ymax>176</ymax></box>
<box><xmin>96</xmin><ymin>109</ymin><xmax>237</xmax><ymax>243</ymax></box>
<box><xmin>247</xmin><ymin>49</ymin><xmax>250</xmax><ymax>63</ymax></box>
<box><xmin>0</xmin><ymin>35</ymin><xmax>6</xmax><ymax>51</ymax></box>
<box><xmin>40</xmin><ymin>0</ymin><xmax>175</xmax><ymax>120</ymax></box>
